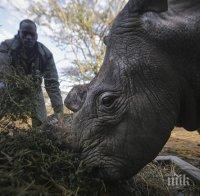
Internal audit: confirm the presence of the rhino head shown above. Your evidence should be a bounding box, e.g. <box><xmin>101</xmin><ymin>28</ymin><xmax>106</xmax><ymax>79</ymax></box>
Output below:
<box><xmin>65</xmin><ymin>0</ymin><xmax>199</xmax><ymax>181</ymax></box>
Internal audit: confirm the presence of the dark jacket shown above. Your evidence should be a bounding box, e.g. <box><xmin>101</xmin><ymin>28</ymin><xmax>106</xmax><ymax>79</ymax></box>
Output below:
<box><xmin>0</xmin><ymin>36</ymin><xmax>63</xmax><ymax>114</ymax></box>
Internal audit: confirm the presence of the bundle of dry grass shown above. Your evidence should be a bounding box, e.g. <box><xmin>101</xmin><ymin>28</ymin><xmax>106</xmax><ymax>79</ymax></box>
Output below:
<box><xmin>0</xmin><ymin>129</ymin><xmax>106</xmax><ymax>196</ymax></box>
<box><xmin>0</xmin><ymin>68</ymin><xmax>41</xmax><ymax>128</ymax></box>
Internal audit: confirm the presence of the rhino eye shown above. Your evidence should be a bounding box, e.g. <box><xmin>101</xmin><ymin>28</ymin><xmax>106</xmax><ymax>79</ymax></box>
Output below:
<box><xmin>99</xmin><ymin>93</ymin><xmax>118</xmax><ymax>108</ymax></box>
<box><xmin>102</xmin><ymin>96</ymin><xmax>116</xmax><ymax>107</ymax></box>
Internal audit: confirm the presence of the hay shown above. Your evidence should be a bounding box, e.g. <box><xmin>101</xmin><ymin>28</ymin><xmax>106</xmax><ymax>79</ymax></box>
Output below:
<box><xmin>0</xmin><ymin>129</ymin><xmax>105</xmax><ymax>196</ymax></box>
<box><xmin>0</xmin><ymin>68</ymin><xmax>40</xmax><ymax>125</ymax></box>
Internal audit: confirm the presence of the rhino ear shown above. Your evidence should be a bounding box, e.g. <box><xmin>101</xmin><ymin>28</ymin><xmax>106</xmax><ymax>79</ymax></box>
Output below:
<box><xmin>128</xmin><ymin>0</ymin><xmax>168</xmax><ymax>14</ymax></box>
<box><xmin>64</xmin><ymin>84</ymin><xmax>88</xmax><ymax>112</ymax></box>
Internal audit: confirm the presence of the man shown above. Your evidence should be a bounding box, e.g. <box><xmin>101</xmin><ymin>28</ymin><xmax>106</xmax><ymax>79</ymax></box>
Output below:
<box><xmin>0</xmin><ymin>19</ymin><xmax>64</xmax><ymax>127</ymax></box>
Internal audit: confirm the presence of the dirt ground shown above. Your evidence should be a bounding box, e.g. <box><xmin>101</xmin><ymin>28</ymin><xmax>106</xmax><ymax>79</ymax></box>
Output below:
<box><xmin>160</xmin><ymin>128</ymin><xmax>200</xmax><ymax>168</ymax></box>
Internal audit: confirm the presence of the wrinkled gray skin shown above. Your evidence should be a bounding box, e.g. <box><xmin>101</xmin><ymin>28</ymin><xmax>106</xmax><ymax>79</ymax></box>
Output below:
<box><xmin>65</xmin><ymin>0</ymin><xmax>200</xmax><ymax>181</ymax></box>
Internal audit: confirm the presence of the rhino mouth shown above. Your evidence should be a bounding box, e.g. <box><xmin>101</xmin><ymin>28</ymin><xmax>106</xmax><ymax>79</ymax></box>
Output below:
<box><xmin>83</xmin><ymin>162</ymin><xmax>136</xmax><ymax>182</ymax></box>
<box><xmin>80</xmin><ymin>151</ymin><xmax>136</xmax><ymax>181</ymax></box>
<box><xmin>89</xmin><ymin>165</ymin><xmax>124</xmax><ymax>181</ymax></box>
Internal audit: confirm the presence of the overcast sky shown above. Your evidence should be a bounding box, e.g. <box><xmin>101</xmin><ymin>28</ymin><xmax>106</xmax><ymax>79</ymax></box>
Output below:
<box><xmin>0</xmin><ymin>0</ymin><xmax>71</xmax><ymax>91</ymax></box>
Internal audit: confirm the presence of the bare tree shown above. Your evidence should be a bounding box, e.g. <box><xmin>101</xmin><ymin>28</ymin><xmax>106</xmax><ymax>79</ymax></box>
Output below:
<box><xmin>26</xmin><ymin>0</ymin><xmax>127</xmax><ymax>83</ymax></box>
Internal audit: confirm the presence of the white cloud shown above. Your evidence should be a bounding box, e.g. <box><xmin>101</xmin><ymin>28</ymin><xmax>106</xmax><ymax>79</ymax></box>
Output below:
<box><xmin>11</xmin><ymin>0</ymin><xmax>29</xmax><ymax>9</ymax></box>
<box><xmin>0</xmin><ymin>29</ymin><xmax>13</xmax><ymax>42</ymax></box>
<box><xmin>7</xmin><ymin>19</ymin><xmax>15</xmax><ymax>26</ymax></box>
<box><xmin>0</xmin><ymin>0</ymin><xmax>28</xmax><ymax>10</ymax></box>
